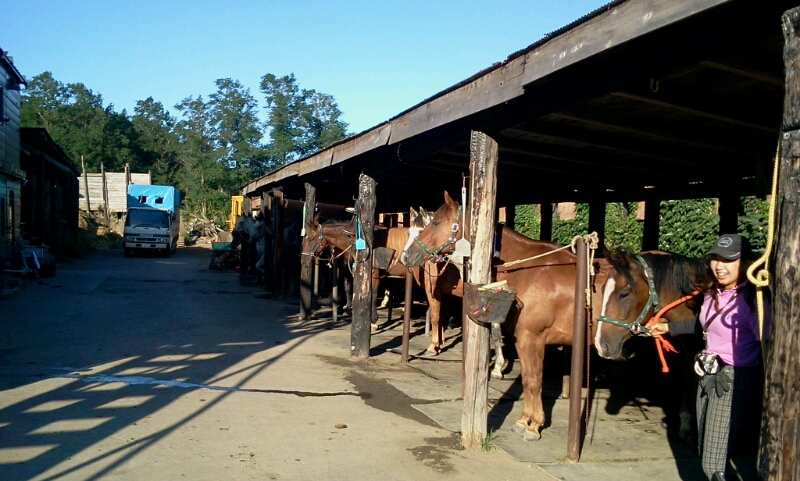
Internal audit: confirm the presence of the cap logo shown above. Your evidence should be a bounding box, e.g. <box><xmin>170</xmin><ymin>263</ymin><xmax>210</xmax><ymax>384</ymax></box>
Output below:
<box><xmin>718</xmin><ymin>236</ymin><xmax>733</xmax><ymax>248</ymax></box>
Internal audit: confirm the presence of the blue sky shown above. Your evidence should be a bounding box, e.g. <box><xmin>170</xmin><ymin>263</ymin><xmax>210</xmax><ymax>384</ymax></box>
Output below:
<box><xmin>2</xmin><ymin>1</ymin><xmax>609</xmax><ymax>134</ymax></box>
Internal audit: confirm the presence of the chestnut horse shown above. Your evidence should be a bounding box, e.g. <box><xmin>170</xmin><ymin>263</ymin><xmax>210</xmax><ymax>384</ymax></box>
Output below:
<box><xmin>302</xmin><ymin>208</ymin><xmax>431</xmax><ymax>326</ymax></box>
<box><xmin>402</xmin><ymin>191</ymin><xmax>612</xmax><ymax>440</ymax></box>
<box><xmin>595</xmin><ymin>249</ymin><xmax>707</xmax><ymax>441</ymax></box>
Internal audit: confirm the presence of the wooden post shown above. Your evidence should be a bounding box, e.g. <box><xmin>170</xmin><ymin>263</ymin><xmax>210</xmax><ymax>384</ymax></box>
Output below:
<box><xmin>642</xmin><ymin>197</ymin><xmax>661</xmax><ymax>251</ymax></box>
<box><xmin>461</xmin><ymin>131</ymin><xmax>498</xmax><ymax>449</ymax></box>
<box><xmin>313</xmin><ymin>258</ymin><xmax>320</xmax><ymax>309</ymax></box>
<box><xmin>351</xmin><ymin>173</ymin><xmax>376</xmax><ymax>358</ymax></box>
<box><xmin>540</xmin><ymin>203</ymin><xmax>553</xmax><ymax>241</ymax></box>
<box><xmin>124</xmin><ymin>163</ymin><xmax>131</xmax><ymax>185</ymax></box>
<box><xmin>401</xmin><ymin>267</ymin><xmax>413</xmax><ymax>362</ymax></box>
<box><xmin>81</xmin><ymin>156</ymin><xmax>91</xmax><ymax>212</ymax></box>
<box><xmin>717</xmin><ymin>195</ymin><xmax>739</xmax><ymax>235</ymax></box>
<box><xmin>272</xmin><ymin>190</ymin><xmax>285</xmax><ymax>300</ymax></box>
<box><xmin>331</xmin><ymin>258</ymin><xmax>339</xmax><ymax>324</ymax></box>
<box><xmin>300</xmin><ymin>183</ymin><xmax>316</xmax><ymax>320</ymax></box>
<box><xmin>760</xmin><ymin>9</ymin><xmax>800</xmax><ymax>479</ymax></box>
<box><xmin>588</xmin><ymin>201</ymin><xmax>605</xmax><ymax>253</ymax></box>
<box><xmin>567</xmin><ymin>237</ymin><xmax>588</xmax><ymax>462</ymax></box>
<box><xmin>101</xmin><ymin>163</ymin><xmax>110</xmax><ymax>225</ymax></box>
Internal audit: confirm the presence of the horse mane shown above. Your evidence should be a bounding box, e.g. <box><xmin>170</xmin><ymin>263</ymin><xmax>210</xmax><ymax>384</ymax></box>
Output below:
<box><xmin>610</xmin><ymin>249</ymin><xmax>710</xmax><ymax>298</ymax></box>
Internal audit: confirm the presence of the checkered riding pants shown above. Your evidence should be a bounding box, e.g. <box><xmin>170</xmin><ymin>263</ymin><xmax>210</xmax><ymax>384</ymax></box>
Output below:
<box><xmin>696</xmin><ymin>364</ymin><xmax>762</xmax><ymax>480</ymax></box>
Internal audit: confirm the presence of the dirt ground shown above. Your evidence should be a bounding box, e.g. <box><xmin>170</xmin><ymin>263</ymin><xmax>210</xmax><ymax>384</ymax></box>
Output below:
<box><xmin>0</xmin><ymin>245</ymin><xmax>556</xmax><ymax>480</ymax></box>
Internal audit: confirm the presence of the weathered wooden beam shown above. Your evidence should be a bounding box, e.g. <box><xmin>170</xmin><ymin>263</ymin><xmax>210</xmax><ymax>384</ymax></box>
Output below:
<box><xmin>588</xmin><ymin>201</ymin><xmax>606</xmax><ymax>253</ymax></box>
<box><xmin>300</xmin><ymin>183</ymin><xmax>316</xmax><ymax>320</ymax></box>
<box><xmin>700</xmin><ymin>60</ymin><xmax>784</xmax><ymax>87</ymax></box>
<box><xmin>717</xmin><ymin>195</ymin><xmax>739</xmax><ymax>235</ymax></box>
<box><xmin>461</xmin><ymin>131</ymin><xmax>498</xmax><ymax>449</ymax></box>
<box><xmin>547</xmin><ymin>112</ymin><xmax>769</xmax><ymax>157</ymax></box>
<box><xmin>642</xmin><ymin>197</ymin><xmax>661</xmax><ymax>251</ymax></box>
<box><xmin>272</xmin><ymin>189</ymin><xmax>285</xmax><ymax>300</ymax></box>
<box><xmin>611</xmin><ymin>91</ymin><xmax>776</xmax><ymax>133</ymax></box>
<box><xmin>759</xmin><ymin>8</ymin><xmax>800</xmax><ymax>480</ymax></box>
<box><xmin>351</xmin><ymin>173</ymin><xmax>376</xmax><ymax>358</ymax></box>
<box><xmin>540</xmin><ymin>204</ymin><xmax>553</xmax><ymax>241</ymax></box>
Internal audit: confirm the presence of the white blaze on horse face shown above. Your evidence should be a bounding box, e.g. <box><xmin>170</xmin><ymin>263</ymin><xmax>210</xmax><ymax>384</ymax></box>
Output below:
<box><xmin>595</xmin><ymin>277</ymin><xmax>617</xmax><ymax>351</ymax></box>
<box><xmin>402</xmin><ymin>227</ymin><xmax>421</xmax><ymax>256</ymax></box>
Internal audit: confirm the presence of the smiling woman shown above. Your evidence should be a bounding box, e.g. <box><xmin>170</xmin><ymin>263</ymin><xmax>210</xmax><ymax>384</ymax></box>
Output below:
<box><xmin>649</xmin><ymin>234</ymin><xmax>770</xmax><ymax>481</ymax></box>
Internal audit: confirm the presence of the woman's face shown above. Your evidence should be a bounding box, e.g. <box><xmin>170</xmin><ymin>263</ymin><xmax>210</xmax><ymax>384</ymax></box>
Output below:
<box><xmin>709</xmin><ymin>256</ymin><xmax>741</xmax><ymax>289</ymax></box>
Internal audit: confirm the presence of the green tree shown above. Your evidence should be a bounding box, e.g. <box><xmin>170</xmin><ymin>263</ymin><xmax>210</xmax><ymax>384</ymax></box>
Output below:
<box><xmin>259</xmin><ymin>73</ymin><xmax>348</xmax><ymax>172</ymax></box>
<box><xmin>659</xmin><ymin>198</ymin><xmax>719</xmax><ymax>257</ymax></box>
<box><xmin>207</xmin><ymin>78</ymin><xmax>262</xmax><ymax>181</ymax></box>
<box><xmin>132</xmin><ymin>97</ymin><xmax>180</xmax><ymax>184</ymax></box>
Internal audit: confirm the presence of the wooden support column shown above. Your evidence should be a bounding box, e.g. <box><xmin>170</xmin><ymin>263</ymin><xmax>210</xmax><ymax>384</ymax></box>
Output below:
<box><xmin>351</xmin><ymin>173</ymin><xmax>376</xmax><ymax>358</ymax></box>
<box><xmin>760</xmin><ymin>9</ymin><xmax>800</xmax><ymax>480</ymax></box>
<box><xmin>461</xmin><ymin>131</ymin><xmax>498</xmax><ymax>449</ymax></box>
<box><xmin>642</xmin><ymin>197</ymin><xmax>661</xmax><ymax>251</ymax></box>
<box><xmin>401</xmin><ymin>268</ymin><xmax>413</xmax><ymax>363</ymax></box>
<box><xmin>81</xmin><ymin>156</ymin><xmax>90</xmax><ymax>212</ymax></box>
<box><xmin>588</xmin><ymin>201</ymin><xmax>606</xmax><ymax>252</ymax></box>
<box><xmin>539</xmin><ymin>203</ymin><xmax>553</xmax><ymax>241</ymax></box>
<box><xmin>300</xmin><ymin>183</ymin><xmax>316</xmax><ymax>320</ymax></box>
<box><xmin>567</xmin><ymin>237</ymin><xmax>588</xmax><ymax>462</ymax></box>
<box><xmin>101</xmin><ymin>163</ymin><xmax>110</xmax><ymax>225</ymax></box>
<box><xmin>331</xmin><ymin>258</ymin><xmax>339</xmax><ymax>325</ymax></box>
<box><xmin>272</xmin><ymin>190</ymin><xmax>285</xmax><ymax>300</ymax></box>
<box><xmin>717</xmin><ymin>195</ymin><xmax>739</xmax><ymax>235</ymax></box>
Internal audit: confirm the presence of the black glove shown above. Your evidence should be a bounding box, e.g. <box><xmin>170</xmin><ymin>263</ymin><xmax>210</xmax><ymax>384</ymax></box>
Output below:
<box><xmin>714</xmin><ymin>370</ymin><xmax>732</xmax><ymax>397</ymax></box>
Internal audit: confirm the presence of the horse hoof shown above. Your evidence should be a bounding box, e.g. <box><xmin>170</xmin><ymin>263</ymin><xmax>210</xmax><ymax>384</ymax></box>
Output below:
<box><xmin>511</xmin><ymin>421</ymin><xmax>528</xmax><ymax>434</ymax></box>
<box><xmin>425</xmin><ymin>347</ymin><xmax>440</xmax><ymax>356</ymax></box>
<box><xmin>490</xmin><ymin>370</ymin><xmax>504</xmax><ymax>381</ymax></box>
<box><xmin>522</xmin><ymin>429</ymin><xmax>541</xmax><ymax>442</ymax></box>
<box><xmin>370</xmin><ymin>324</ymin><xmax>378</xmax><ymax>333</ymax></box>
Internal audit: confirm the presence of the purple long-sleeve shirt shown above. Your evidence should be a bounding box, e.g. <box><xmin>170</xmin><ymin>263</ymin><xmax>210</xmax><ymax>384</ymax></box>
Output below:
<box><xmin>669</xmin><ymin>283</ymin><xmax>769</xmax><ymax>367</ymax></box>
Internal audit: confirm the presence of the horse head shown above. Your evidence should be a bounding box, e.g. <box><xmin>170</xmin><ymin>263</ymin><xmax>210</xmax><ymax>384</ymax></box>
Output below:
<box><xmin>401</xmin><ymin>191</ymin><xmax>462</xmax><ymax>266</ymax></box>
<box><xmin>301</xmin><ymin>212</ymin><xmax>328</xmax><ymax>258</ymax></box>
<box><xmin>595</xmin><ymin>249</ymin><xmax>707</xmax><ymax>360</ymax></box>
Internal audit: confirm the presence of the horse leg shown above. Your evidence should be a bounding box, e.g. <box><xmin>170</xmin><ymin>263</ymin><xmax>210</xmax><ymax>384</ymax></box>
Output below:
<box><xmin>490</xmin><ymin>322</ymin><xmax>507</xmax><ymax>380</ymax></box>
<box><xmin>423</xmin><ymin>271</ymin><xmax>443</xmax><ymax>355</ymax></box>
<box><xmin>343</xmin><ymin>270</ymin><xmax>353</xmax><ymax>312</ymax></box>
<box><xmin>370</xmin><ymin>270</ymin><xmax>380</xmax><ymax>331</ymax></box>
<box><xmin>511</xmin><ymin>331</ymin><xmax>546</xmax><ymax>441</ymax></box>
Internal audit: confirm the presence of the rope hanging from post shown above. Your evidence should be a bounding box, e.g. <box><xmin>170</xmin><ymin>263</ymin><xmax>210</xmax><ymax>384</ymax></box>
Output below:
<box><xmin>746</xmin><ymin>147</ymin><xmax>780</xmax><ymax>341</ymax></box>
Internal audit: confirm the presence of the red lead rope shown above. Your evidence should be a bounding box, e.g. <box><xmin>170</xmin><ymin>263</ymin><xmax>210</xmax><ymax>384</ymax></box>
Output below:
<box><xmin>646</xmin><ymin>290</ymin><xmax>701</xmax><ymax>373</ymax></box>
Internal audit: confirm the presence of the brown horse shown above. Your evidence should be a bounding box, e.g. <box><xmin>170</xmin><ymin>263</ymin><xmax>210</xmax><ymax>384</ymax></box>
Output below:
<box><xmin>302</xmin><ymin>208</ymin><xmax>430</xmax><ymax>326</ymax></box>
<box><xmin>595</xmin><ymin>249</ymin><xmax>707</xmax><ymax>441</ymax></box>
<box><xmin>402</xmin><ymin>191</ymin><xmax>612</xmax><ymax>440</ymax></box>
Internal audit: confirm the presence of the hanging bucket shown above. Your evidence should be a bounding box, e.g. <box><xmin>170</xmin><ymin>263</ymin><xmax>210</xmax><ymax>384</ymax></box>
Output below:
<box><xmin>464</xmin><ymin>281</ymin><xmax>517</xmax><ymax>325</ymax></box>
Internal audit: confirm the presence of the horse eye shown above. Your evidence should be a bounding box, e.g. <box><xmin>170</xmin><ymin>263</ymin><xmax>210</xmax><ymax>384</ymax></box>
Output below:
<box><xmin>618</xmin><ymin>289</ymin><xmax>630</xmax><ymax>300</ymax></box>
<box><xmin>432</xmin><ymin>220</ymin><xmax>440</xmax><ymax>225</ymax></box>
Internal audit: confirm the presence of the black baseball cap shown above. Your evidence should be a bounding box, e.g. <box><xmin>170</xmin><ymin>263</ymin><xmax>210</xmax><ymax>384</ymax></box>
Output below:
<box><xmin>707</xmin><ymin>234</ymin><xmax>748</xmax><ymax>260</ymax></box>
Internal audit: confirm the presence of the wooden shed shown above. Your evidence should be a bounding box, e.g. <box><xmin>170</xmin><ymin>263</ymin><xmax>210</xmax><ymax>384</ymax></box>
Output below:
<box><xmin>20</xmin><ymin>128</ymin><xmax>80</xmax><ymax>254</ymax></box>
<box><xmin>241</xmin><ymin>1</ymin><xmax>799</xmax><ymax>475</ymax></box>
<box><xmin>0</xmin><ymin>48</ymin><xmax>27</xmax><ymax>259</ymax></box>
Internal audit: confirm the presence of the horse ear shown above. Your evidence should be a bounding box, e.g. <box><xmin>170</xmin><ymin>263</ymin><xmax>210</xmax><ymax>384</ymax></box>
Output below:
<box><xmin>313</xmin><ymin>210</ymin><xmax>321</xmax><ymax>224</ymax></box>
<box><xmin>409</xmin><ymin>207</ymin><xmax>418</xmax><ymax>223</ymax></box>
<box><xmin>444</xmin><ymin>190</ymin><xmax>456</xmax><ymax>207</ymax></box>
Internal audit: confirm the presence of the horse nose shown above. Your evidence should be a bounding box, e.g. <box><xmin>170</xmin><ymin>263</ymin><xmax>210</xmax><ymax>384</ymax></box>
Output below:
<box><xmin>402</xmin><ymin>249</ymin><xmax>425</xmax><ymax>267</ymax></box>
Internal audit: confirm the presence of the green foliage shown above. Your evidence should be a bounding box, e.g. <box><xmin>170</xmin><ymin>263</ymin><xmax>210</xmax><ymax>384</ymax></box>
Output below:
<box><xmin>22</xmin><ymin>70</ymin><xmax>350</xmax><ymax>227</ymax></box>
<box><xmin>659</xmin><ymin>199</ymin><xmax>719</xmax><ymax>257</ymax></box>
<box><xmin>739</xmin><ymin>196</ymin><xmax>769</xmax><ymax>254</ymax></box>
<box><xmin>480</xmin><ymin>429</ymin><xmax>499</xmax><ymax>452</ymax></box>
<box><xmin>552</xmin><ymin>203</ymin><xmax>589</xmax><ymax>245</ymax></box>
<box><xmin>260</xmin><ymin>73</ymin><xmax>348</xmax><ymax>173</ymax></box>
<box><xmin>604</xmin><ymin>202</ymin><xmax>642</xmax><ymax>251</ymax></box>
<box><xmin>513</xmin><ymin>204</ymin><xmax>540</xmax><ymax>239</ymax></box>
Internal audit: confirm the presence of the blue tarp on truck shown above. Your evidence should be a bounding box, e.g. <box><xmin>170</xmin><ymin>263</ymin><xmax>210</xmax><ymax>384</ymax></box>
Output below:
<box><xmin>127</xmin><ymin>184</ymin><xmax>181</xmax><ymax>212</ymax></box>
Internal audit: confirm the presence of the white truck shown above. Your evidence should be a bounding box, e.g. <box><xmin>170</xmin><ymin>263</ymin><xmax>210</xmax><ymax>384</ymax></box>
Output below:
<box><xmin>123</xmin><ymin>184</ymin><xmax>181</xmax><ymax>257</ymax></box>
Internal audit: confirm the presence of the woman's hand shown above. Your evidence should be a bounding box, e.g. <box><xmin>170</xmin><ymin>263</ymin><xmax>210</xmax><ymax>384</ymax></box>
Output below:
<box><xmin>648</xmin><ymin>322</ymin><xmax>669</xmax><ymax>337</ymax></box>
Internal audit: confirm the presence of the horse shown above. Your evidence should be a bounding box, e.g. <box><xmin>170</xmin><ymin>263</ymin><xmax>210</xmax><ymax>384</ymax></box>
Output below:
<box><xmin>401</xmin><ymin>190</ymin><xmax>612</xmax><ymax>440</ymax></box>
<box><xmin>301</xmin><ymin>208</ymin><xmax>431</xmax><ymax>327</ymax></box>
<box><xmin>595</xmin><ymin>249</ymin><xmax>707</xmax><ymax>441</ymax></box>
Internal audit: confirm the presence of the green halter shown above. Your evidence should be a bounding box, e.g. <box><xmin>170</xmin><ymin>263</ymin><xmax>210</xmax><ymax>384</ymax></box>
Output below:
<box><xmin>596</xmin><ymin>254</ymin><xmax>659</xmax><ymax>336</ymax></box>
<box><xmin>413</xmin><ymin>205</ymin><xmax>463</xmax><ymax>261</ymax></box>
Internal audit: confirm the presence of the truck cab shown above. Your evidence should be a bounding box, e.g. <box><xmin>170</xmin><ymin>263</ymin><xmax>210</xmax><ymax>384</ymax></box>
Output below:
<box><xmin>123</xmin><ymin>185</ymin><xmax>181</xmax><ymax>257</ymax></box>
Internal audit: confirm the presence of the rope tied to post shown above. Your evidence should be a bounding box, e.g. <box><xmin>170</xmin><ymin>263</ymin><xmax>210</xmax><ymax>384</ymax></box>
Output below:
<box><xmin>746</xmin><ymin>147</ymin><xmax>779</xmax><ymax>341</ymax></box>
